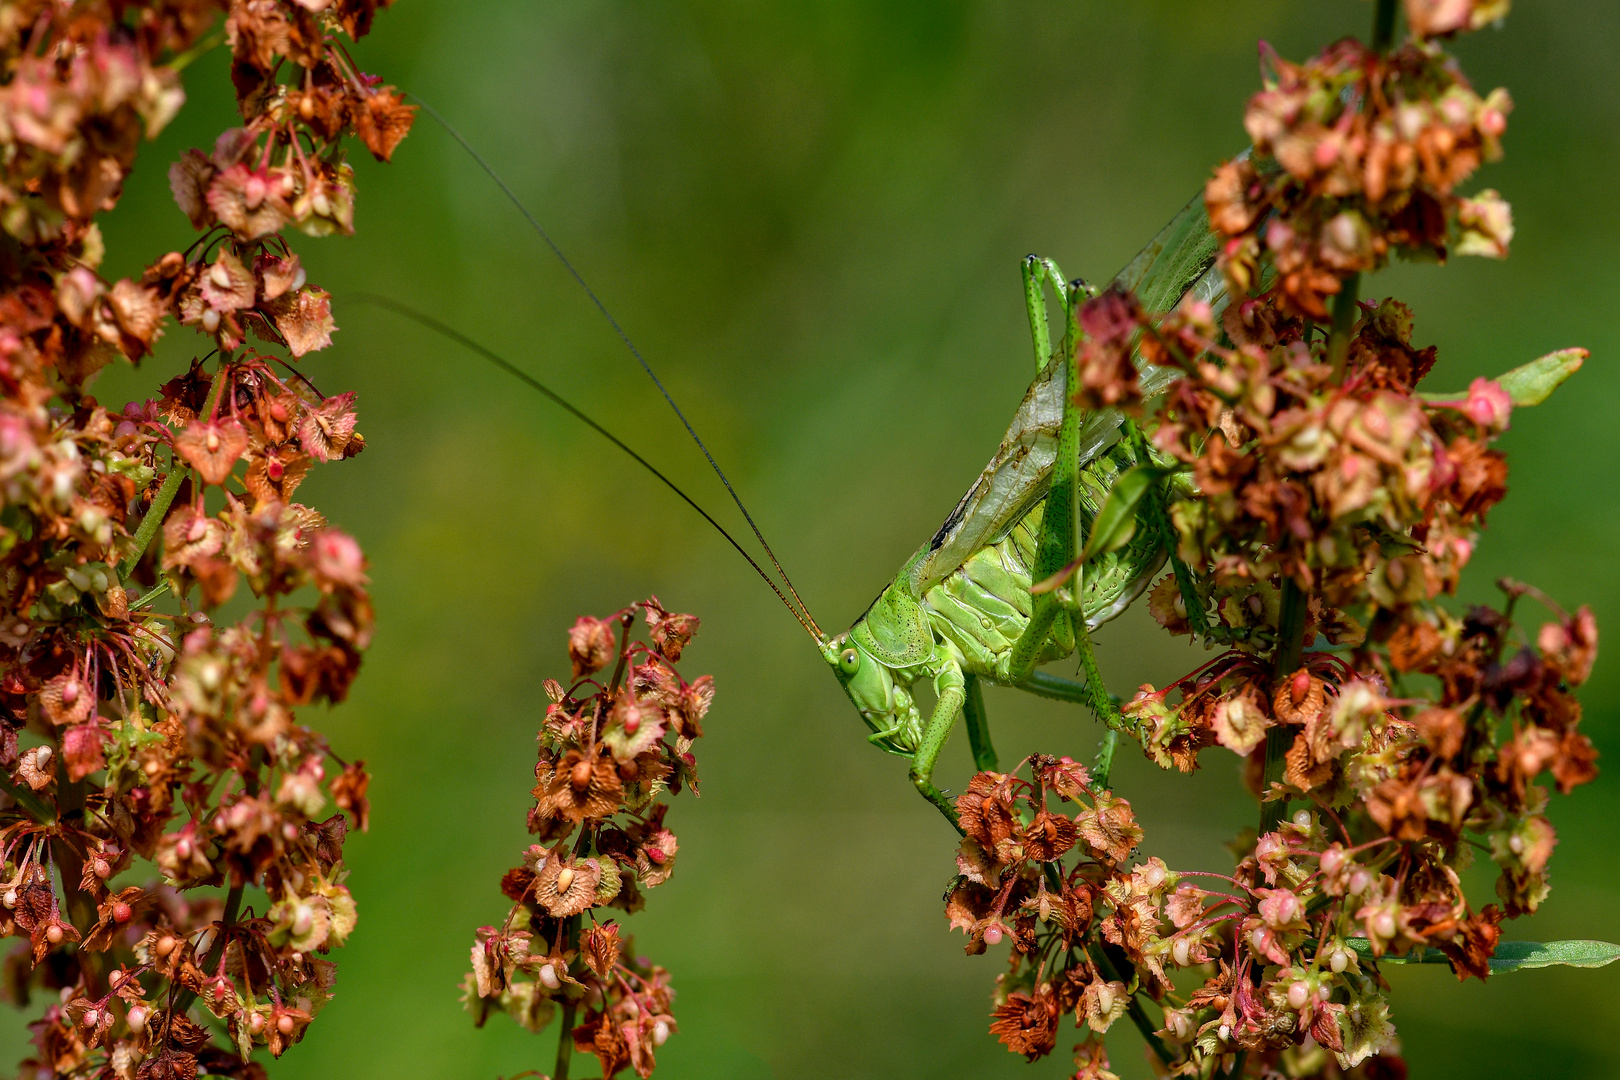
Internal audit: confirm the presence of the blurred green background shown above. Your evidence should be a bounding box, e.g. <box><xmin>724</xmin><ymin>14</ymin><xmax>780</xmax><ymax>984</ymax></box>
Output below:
<box><xmin>63</xmin><ymin>1</ymin><xmax>1620</xmax><ymax>1076</ymax></box>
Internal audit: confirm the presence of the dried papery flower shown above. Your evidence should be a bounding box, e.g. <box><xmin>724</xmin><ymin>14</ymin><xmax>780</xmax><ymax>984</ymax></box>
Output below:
<box><xmin>937</xmin><ymin>7</ymin><xmax>1606</xmax><ymax>1080</ymax></box>
<box><xmin>0</xmin><ymin>0</ymin><xmax>407</xmax><ymax>1075</ymax></box>
<box><xmin>465</xmin><ymin>601</ymin><xmax>711</xmax><ymax>1078</ymax></box>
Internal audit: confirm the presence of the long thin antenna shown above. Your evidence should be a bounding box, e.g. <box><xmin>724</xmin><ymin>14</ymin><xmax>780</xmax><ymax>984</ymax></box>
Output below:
<box><xmin>409</xmin><ymin>94</ymin><xmax>821</xmax><ymax>640</ymax></box>
<box><xmin>350</xmin><ymin>293</ymin><xmax>823</xmax><ymax>643</ymax></box>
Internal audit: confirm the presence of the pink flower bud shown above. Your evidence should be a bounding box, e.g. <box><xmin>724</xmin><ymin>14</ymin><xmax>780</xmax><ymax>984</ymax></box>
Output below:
<box><xmin>1462</xmin><ymin>378</ymin><xmax>1512</xmax><ymax>430</ymax></box>
<box><xmin>1286</xmin><ymin>982</ymin><xmax>1309</xmax><ymax>1009</ymax></box>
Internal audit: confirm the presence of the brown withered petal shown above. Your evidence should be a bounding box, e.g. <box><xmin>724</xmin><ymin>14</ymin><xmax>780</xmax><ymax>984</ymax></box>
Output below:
<box><xmin>534</xmin><ymin>855</ymin><xmax>603</xmax><ymax>918</ymax></box>
<box><xmin>205</xmin><ymin>164</ymin><xmax>291</xmax><ymax>239</ymax></box>
<box><xmin>569</xmin><ymin>616</ymin><xmax>618</xmax><ymax>679</ymax></box>
<box><xmin>354</xmin><ymin>86</ymin><xmax>417</xmax><ymax>162</ymax></box>
<box><xmin>1438</xmin><ymin>906</ymin><xmax>1503</xmax><ymax>982</ymax></box>
<box><xmin>299</xmin><ymin>392</ymin><xmax>359</xmax><ymax>461</ymax></box>
<box><xmin>199</xmin><ymin>249</ymin><xmax>256</xmax><ymax>312</ymax></box>
<box><xmin>1283</xmin><ymin>730</ymin><xmax>1334</xmax><ymax>792</ymax></box>
<box><xmin>169</xmin><ymin>151</ymin><xmax>217</xmax><ymax>230</ymax></box>
<box><xmin>635</xmin><ymin>828</ymin><xmax>678</xmax><ymax>888</ymax></box>
<box><xmin>331</xmin><ymin>760</ymin><xmax>371</xmax><ymax>831</ymax></box>
<box><xmin>647</xmin><ymin>610</ymin><xmax>699</xmax><ymax>662</ymax></box>
<box><xmin>1075</xmin><ymin>791</ymin><xmax>1143</xmax><ymax>865</ymax></box>
<box><xmin>1388</xmin><ymin>619</ymin><xmax>1445</xmax><ymax>673</ymax></box>
<box><xmin>1551</xmin><ymin>730</ymin><xmax>1599</xmax><ymax>794</ymax></box>
<box><xmin>1272</xmin><ymin>669</ymin><xmax>1326</xmax><ymax>726</ymax></box>
<box><xmin>106</xmin><ymin>278</ymin><xmax>167</xmax><ymax>350</ymax></box>
<box><xmin>244</xmin><ymin>445</ymin><xmax>311</xmax><ymax>504</ymax></box>
<box><xmin>266</xmin><ymin>287</ymin><xmax>336</xmax><ymax>356</ymax></box>
<box><xmin>162</xmin><ymin>505</ymin><xmax>226</xmax><ymax>570</ymax></box>
<box><xmin>174</xmin><ymin>419</ymin><xmax>249</xmax><ymax>486</ymax></box>
<box><xmin>16</xmin><ymin>746</ymin><xmax>54</xmax><ymax>791</ymax></box>
<box><xmin>1212</xmin><ymin>692</ymin><xmax>1271</xmax><ymax>756</ymax></box>
<box><xmin>500</xmin><ymin>867</ymin><xmax>536</xmax><ymax>903</ymax></box>
<box><xmin>575</xmin><ymin>1010</ymin><xmax>633</xmax><ymax>1080</ymax></box>
<box><xmin>136</xmin><ymin>1050</ymin><xmax>199</xmax><ymax>1080</ymax></box>
<box><xmin>40</xmin><ymin>671</ymin><xmax>94</xmax><ymax>727</ymax></box>
<box><xmin>954</xmin><ymin>837</ymin><xmax>1003</xmax><ymax>887</ymax></box>
<box><xmin>1023</xmin><ymin>809</ymin><xmax>1078</xmax><ymax>862</ymax></box>
<box><xmin>542</xmin><ymin>749</ymin><xmax>622</xmax><ymax>823</ymax></box>
<box><xmin>955</xmin><ymin>771</ymin><xmax>1017</xmax><ymax>848</ymax></box>
<box><xmin>673</xmin><ymin>675</ymin><xmax>713</xmax><ymax>739</ymax></box>
<box><xmin>944</xmin><ymin>879</ymin><xmax>996</xmax><ymax>950</ymax></box>
<box><xmin>62</xmin><ymin>722</ymin><xmax>106</xmax><ymax>782</ymax></box>
<box><xmin>581</xmin><ymin>921</ymin><xmax>621</xmax><ymax>980</ymax></box>
<box><xmin>988</xmin><ymin>986</ymin><xmax>1059</xmax><ymax>1062</ymax></box>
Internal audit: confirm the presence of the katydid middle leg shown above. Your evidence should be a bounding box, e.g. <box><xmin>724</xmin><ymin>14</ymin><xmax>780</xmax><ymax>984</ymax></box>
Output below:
<box><xmin>961</xmin><ymin>673</ymin><xmax>998</xmax><ymax>772</ymax></box>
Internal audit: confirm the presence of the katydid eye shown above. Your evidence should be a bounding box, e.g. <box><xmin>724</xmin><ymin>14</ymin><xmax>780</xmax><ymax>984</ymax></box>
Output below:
<box><xmin>839</xmin><ymin>648</ymin><xmax>861</xmax><ymax>674</ymax></box>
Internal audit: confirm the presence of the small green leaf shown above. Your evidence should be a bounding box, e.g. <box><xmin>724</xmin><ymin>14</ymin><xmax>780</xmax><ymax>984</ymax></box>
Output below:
<box><xmin>1082</xmin><ymin>464</ymin><xmax>1171</xmax><ymax>563</ymax></box>
<box><xmin>1031</xmin><ymin>463</ymin><xmax>1171</xmax><ymax>596</ymax></box>
<box><xmin>1421</xmin><ymin>347</ymin><xmax>1587</xmax><ymax>407</ymax></box>
<box><xmin>1344</xmin><ymin>936</ymin><xmax>1620</xmax><ymax>972</ymax></box>
<box><xmin>1496</xmin><ymin>348</ymin><xmax>1588</xmax><ymax>406</ymax></box>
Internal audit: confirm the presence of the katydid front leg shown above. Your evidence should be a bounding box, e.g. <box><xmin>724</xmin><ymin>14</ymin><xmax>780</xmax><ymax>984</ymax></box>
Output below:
<box><xmin>910</xmin><ymin>650</ymin><xmax>967</xmax><ymax>832</ymax></box>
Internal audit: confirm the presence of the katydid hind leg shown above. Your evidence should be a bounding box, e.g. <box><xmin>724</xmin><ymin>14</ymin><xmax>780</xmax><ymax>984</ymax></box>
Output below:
<box><xmin>962</xmin><ymin>673</ymin><xmax>998</xmax><ymax>772</ymax></box>
<box><xmin>1021</xmin><ymin>255</ymin><xmax>1070</xmax><ymax>372</ymax></box>
<box><xmin>1008</xmin><ymin>279</ymin><xmax>1084</xmax><ymax>682</ymax></box>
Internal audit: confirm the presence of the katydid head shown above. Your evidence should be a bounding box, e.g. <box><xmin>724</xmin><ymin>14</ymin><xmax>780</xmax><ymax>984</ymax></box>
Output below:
<box><xmin>821</xmin><ymin>627</ymin><xmax>923</xmax><ymax>754</ymax></box>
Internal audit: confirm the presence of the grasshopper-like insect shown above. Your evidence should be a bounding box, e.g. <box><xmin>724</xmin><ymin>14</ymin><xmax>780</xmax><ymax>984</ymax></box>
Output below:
<box><xmin>376</xmin><ymin>111</ymin><xmax>1227</xmax><ymax>830</ymax></box>
<box><xmin>818</xmin><ymin>197</ymin><xmax>1225</xmax><ymax>824</ymax></box>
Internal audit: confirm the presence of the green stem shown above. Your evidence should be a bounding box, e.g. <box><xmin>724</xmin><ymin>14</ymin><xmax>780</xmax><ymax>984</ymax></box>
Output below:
<box><xmin>119</xmin><ymin>467</ymin><xmax>184</xmax><ymax>581</ymax></box>
<box><xmin>1125</xmin><ymin>421</ymin><xmax>1209</xmax><ymax>637</ymax></box>
<box><xmin>52</xmin><ymin>778</ymin><xmax>104</xmax><ymax>992</ymax></box>
<box><xmin>1325</xmin><ymin>273</ymin><xmax>1361</xmax><ymax>382</ymax></box>
<box><xmin>1092</xmin><ymin>729</ymin><xmax>1119</xmax><ymax>791</ymax></box>
<box><xmin>1259</xmin><ymin>577</ymin><xmax>1309</xmax><ymax>834</ymax></box>
<box><xmin>165</xmin><ymin>25</ymin><xmax>226</xmax><ymax>73</ymax></box>
<box><xmin>171</xmin><ymin>883</ymin><xmax>243</xmax><ymax>1017</ymax></box>
<box><xmin>554</xmin><ymin>912</ymin><xmax>582</xmax><ymax>1080</ymax></box>
<box><xmin>554</xmin><ymin>998</ymin><xmax>576</xmax><ymax>1080</ymax></box>
<box><xmin>119</xmin><ymin>357</ymin><xmax>231</xmax><ymax>581</ymax></box>
<box><xmin>1073</xmin><ymin>622</ymin><xmax>1127</xmax><ymax>737</ymax></box>
<box><xmin>1372</xmin><ymin>0</ymin><xmax>1399</xmax><ymax>52</ymax></box>
<box><xmin>1088</xmin><ymin>943</ymin><xmax>1173</xmax><ymax>1067</ymax></box>
<box><xmin>0</xmin><ymin>776</ymin><xmax>54</xmax><ymax>824</ymax></box>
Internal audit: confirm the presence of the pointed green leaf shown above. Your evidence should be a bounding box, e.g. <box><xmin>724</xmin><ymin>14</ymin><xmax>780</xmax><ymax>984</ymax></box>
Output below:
<box><xmin>1496</xmin><ymin>348</ymin><xmax>1588</xmax><ymax>406</ymax></box>
<box><xmin>1344</xmin><ymin>936</ymin><xmax>1620</xmax><ymax>972</ymax></box>
<box><xmin>1080</xmin><ymin>463</ymin><xmax>1170</xmax><ymax>563</ymax></box>
<box><xmin>1421</xmin><ymin>347</ymin><xmax>1587</xmax><ymax>407</ymax></box>
<box><xmin>1031</xmin><ymin>463</ymin><xmax>1172</xmax><ymax>596</ymax></box>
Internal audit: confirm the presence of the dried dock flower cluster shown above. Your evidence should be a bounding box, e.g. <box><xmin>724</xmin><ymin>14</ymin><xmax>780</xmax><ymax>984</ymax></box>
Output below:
<box><xmin>0</xmin><ymin>1</ymin><xmax>409</xmax><ymax>1076</ymax></box>
<box><xmin>946</xmin><ymin>4</ymin><xmax>1607</xmax><ymax>1078</ymax></box>
<box><xmin>464</xmin><ymin>600</ymin><xmax>711</xmax><ymax>1080</ymax></box>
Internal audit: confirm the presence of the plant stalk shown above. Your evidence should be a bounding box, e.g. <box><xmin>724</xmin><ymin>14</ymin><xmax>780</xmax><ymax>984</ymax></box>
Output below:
<box><xmin>119</xmin><ymin>355</ymin><xmax>232</xmax><ymax>581</ymax></box>
<box><xmin>1259</xmin><ymin>577</ymin><xmax>1309</xmax><ymax>834</ymax></box>
<box><xmin>171</xmin><ymin>883</ymin><xmax>243</xmax><ymax>1016</ymax></box>
<box><xmin>1372</xmin><ymin>0</ymin><xmax>1399</xmax><ymax>53</ymax></box>
<box><xmin>1325</xmin><ymin>273</ymin><xmax>1361</xmax><ymax>382</ymax></box>
<box><xmin>554</xmin><ymin>912</ymin><xmax>582</xmax><ymax>1080</ymax></box>
<box><xmin>1088</xmin><ymin>942</ymin><xmax>1173</xmax><ymax>1067</ymax></box>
